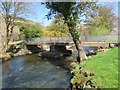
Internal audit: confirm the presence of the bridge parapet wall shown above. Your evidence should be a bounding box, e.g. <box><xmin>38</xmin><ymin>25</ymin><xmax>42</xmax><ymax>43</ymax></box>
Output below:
<box><xmin>25</xmin><ymin>35</ymin><xmax>119</xmax><ymax>45</ymax></box>
<box><xmin>26</xmin><ymin>37</ymin><xmax>73</xmax><ymax>44</ymax></box>
<box><xmin>82</xmin><ymin>35</ymin><xmax>119</xmax><ymax>43</ymax></box>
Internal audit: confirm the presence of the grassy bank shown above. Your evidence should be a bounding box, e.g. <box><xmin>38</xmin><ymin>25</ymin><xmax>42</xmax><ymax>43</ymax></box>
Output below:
<box><xmin>72</xmin><ymin>47</ymin><xmax>118</xmax><ymax>88</ymax></box>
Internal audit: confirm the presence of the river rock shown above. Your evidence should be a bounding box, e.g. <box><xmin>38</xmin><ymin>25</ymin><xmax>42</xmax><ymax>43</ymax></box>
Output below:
<box><xmin>70</xmin><ymin>62</ymin><xmax>77</xmax><ymax>68</ymax></box>
<box><xmin>14</xmin><ymin>48</ymin><xmax>32</xmax><ymax>57</ymax></box>
<box><xmin>62</xmin><ymin>50</ymin><xmax>72</xmax><ymax>56</ymax></box>
<box><xmin>41</xmin><ymin>51</ymin><xmax>64</xmax><ymax>59</ymax></box>
<box><xmin>86</xmin><ymin>50</ymin><xmax>96</xmax><ymax>56</ymax></box>
<box><xmin>39</xmin><ymin>53</ymin><xmax>42</xmax><ymax>57</ymax></box>
<box><xmin>97</xmin><ymin>48</ymin><xmax>109</xmax><ymax>52</ymax></box>
<box><xmin>39</xmin><ymin>50</ymin><xmax>72</xmax><ymax>59</ymax></box>
<box><xmin>88</xmin><ymin>56</ymin><xmax>91</xmax><ymax>59</ymax></box>
<box><xmin>109</xmin><ymin>44</ymin><xmax>115</xmax><ymax>48</ymax></box>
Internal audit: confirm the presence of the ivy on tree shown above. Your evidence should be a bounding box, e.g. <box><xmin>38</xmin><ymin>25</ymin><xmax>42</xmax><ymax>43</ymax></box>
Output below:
<box><xmin>44</xmin><ymin>1</ymin><xmax>97</xmax><ymax>62</ymax></box>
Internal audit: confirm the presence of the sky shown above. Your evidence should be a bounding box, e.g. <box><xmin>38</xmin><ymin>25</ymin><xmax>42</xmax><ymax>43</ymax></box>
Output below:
<box><xmin>23</xmin><ymin>1</ymin><xmax>119</xmax><ymax>26</ymax></box>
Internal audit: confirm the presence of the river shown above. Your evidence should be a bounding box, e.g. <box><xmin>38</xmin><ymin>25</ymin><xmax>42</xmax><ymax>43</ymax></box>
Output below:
<box><xmin>2</xmin><ymin>46</ymin><xmax>97</xmax><ymax>88</ymax></box>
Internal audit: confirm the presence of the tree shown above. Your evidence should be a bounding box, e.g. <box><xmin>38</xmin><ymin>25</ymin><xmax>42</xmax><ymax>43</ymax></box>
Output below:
<box><xmin>88</xmin><ymin>5</ymin><xmax>117</xmax><ymax>34</ymax></box>
<box><xmin>76</xmin><ymin>24</ymin><xmax>92</xmax><ymax>35</ymax></box>
<box><xmin>19</xmin><ymin>22</ymin><xmax>43</xmax><ymax>38</ymax></box>
<box><xmin>54</xmin><ymin>14</ymin><xmax>69</xmax><ymax>35</ymax></box>
<box><xmin>44</xmin><ymin>1</ymin><xmax>97</xmax><ymax>62</ymax></box>
<box><xmin>43</xmin><ymin>19</ymin><xmax>69</xmax><ymax>37</ymax></box>
<box><xmin>0</xmin><ymin>0</ymin><xmax>30</xmax><ymax>52</ymax></box>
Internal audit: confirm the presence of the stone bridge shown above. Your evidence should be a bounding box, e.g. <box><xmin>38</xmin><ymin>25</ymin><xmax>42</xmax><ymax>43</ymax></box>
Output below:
<box><xmin>25</xmin><ymin>35</ymin><xmax>119</xmax><ymax>44</ymax></box>
<box><xmin>25</xmin><ymin>35</ymin><xmax>119</xmax><ymax>46</ymax></box>
<box><xmin>24</xmin><ymin>35</ymin><xmax>119</xmax><ymax>53</ymax></box>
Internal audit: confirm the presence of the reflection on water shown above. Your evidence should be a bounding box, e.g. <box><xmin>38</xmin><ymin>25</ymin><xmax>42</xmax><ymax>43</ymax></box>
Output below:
<box><xmin>2</xmin><ymin>46</ymin><xmax>97</xmax><ymax>88</ymax></box>
<box><xmin>84</xmin><ymin>46</ymin><xmax>97</xmax><ymax>51</ymax></box>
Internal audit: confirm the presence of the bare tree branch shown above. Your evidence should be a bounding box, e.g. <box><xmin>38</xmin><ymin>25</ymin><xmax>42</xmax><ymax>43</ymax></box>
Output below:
<box><xmin>0</xmin><ymin>0</ymin><xmax>31</xmax><ymax>52</ymax></box>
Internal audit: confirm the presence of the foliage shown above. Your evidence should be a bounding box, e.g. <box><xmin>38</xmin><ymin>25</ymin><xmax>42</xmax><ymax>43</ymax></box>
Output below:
<box><xmin>77</xmin><ymin>48</ymin><xmax>118</xmax><ymax>88</ymax></box>
<box><xmin>91</xmin><ymin>25</ymin><xmax>109</xmax><ymax>34</ymax></box>
<box><xmin>71</xmin><ymin>64</ymin><xmax>94</xmax><ymax>89</ymax></box>
<box><xmin>19</xmin><ymin>23</ymin><xmax>43</xmax><ymax>38</ymax></box>
<box><xmin>71</xmin><ymin>70</ymin><xmax>87</xmax><ymax>89</ymax></box>
<box><xmin>44</xmin><ymin>1</ymin><xmax>97</xmax><ymax>61</ymax></box>
<box><xmin>0</xmin><ymin>1</ymin><xmax>31</xmax><ymax>53</ymax></box>
<box><xmin>54</xmin><ymin>14</ymin><xmax>69</xmax><ymax>35</ymax></box>
<box><xmin>77</xmin><ymin>24</ymin><xmax>92</xmax><ymax>35</ymax></box>
<box><xmin>88</xmin><ymin>5</ymin><xmax>117</xmax><ymax>34</ymax></box>
<box><xmin>43</xmin><ymin>21</ymin><xmax>69</xmax><ymax>37</ymax></box>
<box><xmin>43</xmin><ymin>30</ymin><xmax>67</xmax><ymax>37</ymax></box>
<box><xmin>0</xmin><ymin>1</ymin><xmax>30</xmax><ymax>43</ymax></box>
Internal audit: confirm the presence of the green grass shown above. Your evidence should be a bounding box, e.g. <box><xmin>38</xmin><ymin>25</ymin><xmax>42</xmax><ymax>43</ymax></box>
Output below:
<box><xmin>81</xmin><ymin>48</ymin><xmax>118</xmax><ymax>88</ymax></box>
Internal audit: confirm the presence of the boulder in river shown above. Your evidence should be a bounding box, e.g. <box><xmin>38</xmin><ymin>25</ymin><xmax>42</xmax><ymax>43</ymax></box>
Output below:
<box><xmin>86</xmin><ymin>50</ymin><xmax>97</xmax><ymax>56</ymax></box>
<box><xmin>109</xmin><ymin>44</ymin><xmax>115</xmax><ymax>48</ymax></box>
<box><xmin>39</xmin><ymin>50</ymin><xmax>72</xmax><ymax>59</ymax></box>
<box><xmin>40</xmin><ymin>51</ymin><xmax>64</xmax><ymax>59</ymax></box>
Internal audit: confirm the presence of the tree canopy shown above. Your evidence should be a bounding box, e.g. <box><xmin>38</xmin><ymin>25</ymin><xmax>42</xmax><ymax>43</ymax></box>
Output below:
<box><xmin>0</xmin><ymin>0</ymin><xmax>31</xmax><ymax>53</ymax></box>
<box><xmin>19</xmin><ymin>23</ymin><xmax>43</xmax><ymax>38</ymax></box>
<box><xmin>43</xmin><ymin>16</ymin><xmax>69</xmax><ymax>37</ymax></box>
<box><xmin>88</xmin><ymin>5</ymin><xmax>117</xmax><ymax>34</ymax></box>
<box><xmin>44</xmin><ymin>1</ymin><xmax>97</xmax><ymax>61</ymax></box>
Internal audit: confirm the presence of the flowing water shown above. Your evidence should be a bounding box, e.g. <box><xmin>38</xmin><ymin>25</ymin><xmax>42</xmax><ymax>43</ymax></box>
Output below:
<box><xmin>2</xmin><ymin>46</ymin><xmax>97</xmax><ymax>88</ymax></box>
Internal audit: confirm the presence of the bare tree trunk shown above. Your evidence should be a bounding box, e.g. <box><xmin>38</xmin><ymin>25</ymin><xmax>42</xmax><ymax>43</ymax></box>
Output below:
<box><xmin>1</xmin><ymin>1</ymin><xmax>30</xmax><ymax>53</ymax></box>
<box><xmin>65</xmin><ymin>14</ymin><xmax>87</xmax><ymax>63</ymax></box>
<box><xmin>68</xmin><ymin>27</ymin><xmax>87</xmax><ymax>62</ymax></box>
<box><xmin>79</xmin><ymin>41</ymin><xmax>88</xmax><ymax>60</ymax></box>
<box><xmin>73</xmin><ymin>38</ymin><xmax>81</xmax><ymax>63</ymax></box>
<box><xmin>73</xmin><ymin>38</ymin><xmax>87</xmax><ymax>63</ymax></box>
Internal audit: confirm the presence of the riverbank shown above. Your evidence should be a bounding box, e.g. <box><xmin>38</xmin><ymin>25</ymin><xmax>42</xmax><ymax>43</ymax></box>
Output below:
<box><xmin>71</xmin><ymin>47</ymin><xmax>118</xmax><ymax>89</ymax></box>
<box><xmin>0</xmin><ymin>49</ymin><xmax>32</xmax><ymax>62</ymax></box>
<box><xmin>0</xmin><ymin>53</ymin><xmax>11</xmax><ymax>61</ymax></box>
<box><xmin>0</xmin><ymin>43</ymin><xmax>33</xmax><ymax>62</ymax></box>
<box><xmin>2</xmin><ymin>45</ymin><xmax>117</xmax><ymax>88</ymax></box>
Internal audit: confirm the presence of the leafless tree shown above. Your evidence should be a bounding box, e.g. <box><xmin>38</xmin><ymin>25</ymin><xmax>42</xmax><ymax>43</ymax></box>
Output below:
<box><xmin>86</xmin><ymin>5</ymin><xmax>118</xmax><ymax>34</ymax></box>
<box><xmin>0</xmin><ymin>0</ymin><xmax>31</xmax><ymax>52</ymax></box>
<box><xmin>98</xmin><ymin>5</ymin><xmax>117</xmax><ymax>32</ymax></box>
